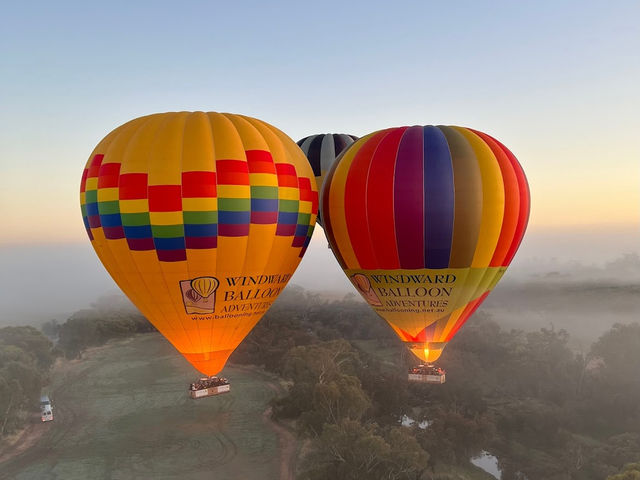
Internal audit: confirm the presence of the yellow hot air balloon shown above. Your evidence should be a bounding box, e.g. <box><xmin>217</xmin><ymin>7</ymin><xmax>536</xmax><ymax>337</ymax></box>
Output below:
<box><xmin>322</xmin><ymin>125</ymin><xmax>529</xmax><ymax>368</ymax></box>
<box><xmin>80</xmin><ymin>112</ymin><xmax>318</xmax><ymax>376</ymax></box>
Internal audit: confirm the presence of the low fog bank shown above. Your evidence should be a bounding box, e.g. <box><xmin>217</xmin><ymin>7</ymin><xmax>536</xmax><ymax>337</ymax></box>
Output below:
<box><xmin>0</xmin><ymin>224</ymin><xmax>638</xmax><ymax>334</ymax></box>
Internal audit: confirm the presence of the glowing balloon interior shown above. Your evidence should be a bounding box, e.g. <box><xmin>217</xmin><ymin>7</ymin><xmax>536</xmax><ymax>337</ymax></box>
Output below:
<box><xmin>80</xmin><ymin>112</ymin><xmax>318</xmax><ymax>375</ymax></box>
<box><xmin>321</xmin><ymin>125</ymin><xmax>529</xmax><ymax>363</ymax></box>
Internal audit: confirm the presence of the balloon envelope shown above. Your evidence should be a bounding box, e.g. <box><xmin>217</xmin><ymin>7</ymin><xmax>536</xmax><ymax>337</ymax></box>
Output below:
<box><xmin>80</xmin><ymin>112</ymin><xmax>318</xmax><ymax>375</ymax></box>
<box><xmin>321</xmin><ymin>125</ymin><xmax>529</xmax><ymax>363</ymax></box>
<box><xmin>297</xmin><ymin>133</ymin><xmax>358</xmax><ymax>225</ymax></box>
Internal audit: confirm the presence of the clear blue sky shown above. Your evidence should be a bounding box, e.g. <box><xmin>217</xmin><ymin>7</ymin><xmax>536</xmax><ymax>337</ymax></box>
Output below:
<box><xmin>1</xmin><ymin>0</ymin><xmax>639</xmax><ymax>243</ymax></box>
<box><xmin>1</xmin><ymin>1</ymin><xmax>639</xmax><ymax>324</ymax></box>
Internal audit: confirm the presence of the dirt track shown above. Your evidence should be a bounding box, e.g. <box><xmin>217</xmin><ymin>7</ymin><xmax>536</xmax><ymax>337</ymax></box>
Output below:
<box><xmin>0</xmin><ymin>334</ymin><xmax>296</xmax><ymax>480</ymax></box>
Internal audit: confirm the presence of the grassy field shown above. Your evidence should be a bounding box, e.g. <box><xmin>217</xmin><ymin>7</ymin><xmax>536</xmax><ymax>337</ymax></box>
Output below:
<box><xmin>0</xmin><ymin>333</ymin><xmax>289</xmax><ymax>480</ymax></box>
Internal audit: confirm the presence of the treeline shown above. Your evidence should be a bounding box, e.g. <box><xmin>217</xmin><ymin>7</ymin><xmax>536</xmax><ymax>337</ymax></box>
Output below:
<box><xmin>46</xmin><ymin>306</ymin><xmax>155</xmax><ymax>360</ymax></box>
<box><xmin>1</xmin><ymin>301</ymin><xmax>154</xmax><ymax>437</ymax></box>
<box><xmin>231</xmin><ymin>286</ymin><xmax>640</xmax><ymax>480</ymax></box>
<box><xmin>0</xmin><ymin>326</ymin><xmax>54</xmax><ymax>435</ymax></box>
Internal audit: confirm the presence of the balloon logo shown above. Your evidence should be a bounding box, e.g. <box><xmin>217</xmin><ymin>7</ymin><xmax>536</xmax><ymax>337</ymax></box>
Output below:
<box><xmin>191</xmin><ymin>276</ymin><xmax>219</xmax><ymax>298</ymax></box>
<box><xmin>322</xmin><ymin>125</ymin><xmax>529</xmax><ymax>363</ymax></box>
<box><xmin>185</xmin><ymin>288</ymin><xmax>202</xmax><ymax>303</ymax></box>
<box><xmin>350</xmin><ymin>273</ymin><xmax>382</xmax><ymax>306</ymax></box>
<box><xmin>80</xmin><ymin>111</ymin><xmax>318</xmax><ymax>375</ymax></box>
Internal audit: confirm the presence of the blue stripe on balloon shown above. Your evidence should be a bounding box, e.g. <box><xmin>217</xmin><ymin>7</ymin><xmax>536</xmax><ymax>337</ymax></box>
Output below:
<box><xmin>184</xmin><ymin>223</ymin><xmax>218</xmax><ymax>237</ymax></box>
<box><xmin>218</xmin><ymin>211</ymin><xmax>250</xmax><ymax>225</ymax></box>
<box><xmin>86</xmin><ymin>202</ymin><xmax>99</xmax><ymax>216</ymax></box>
<box><xmin>277</xmin><ymin>211</ymin><xmax>299</xmax><ymax>225</ymax></box>
<box><xmin>294</xmin><ymin>224</ymin><xmax>309</xmax><ymax>237</ymax></box>
<box><xmin>124</xmin><ymin>225</ymin><xmax>152</xmax><ymax>239</ymax></box>
<box><xmin>251</xmin><ymin>198</ymin><xmax>278</xmax><ymax>212</ymax></box>
<box><xmin>423</xmin><ymin>126</ymin><xmax>455</xmax><ymax>268</ymax></box>
<box><xmin>153</xmin><ymin>237</ymin><xmax>186</xmax><ymax>250</ymax></box>
<box><xmin>99</xmin><ymin>213</ymin><xmax>122</xmax><ymax>227</ymax></box>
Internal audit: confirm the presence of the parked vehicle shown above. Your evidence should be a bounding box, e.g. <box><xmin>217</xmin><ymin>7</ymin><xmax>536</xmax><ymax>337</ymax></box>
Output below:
<box><xmin>40</xmin><ymin>395</ymin><xmax>53</xmax><ymax>422</ymax></box>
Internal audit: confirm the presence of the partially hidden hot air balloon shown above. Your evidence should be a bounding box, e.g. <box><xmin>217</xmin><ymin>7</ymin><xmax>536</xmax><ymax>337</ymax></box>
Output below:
<box><xmin>297</xmin><ymin>134</ymin><xmax>358</xmax><ymax>225</ymax></box>
<box><xmin>80</xmin><ymin>112</ymin><xmax>318</xmax><ymax>377</ymax></box>
<box><xmin>322</xmin><ymin>125</ymin><xmax>529</xmax><ymax>367</ymax></box>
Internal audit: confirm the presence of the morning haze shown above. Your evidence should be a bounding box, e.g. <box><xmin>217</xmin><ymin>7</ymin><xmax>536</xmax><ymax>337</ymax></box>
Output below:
<box><xmin>1</xmin><ymin>224</ymin><xmax>638</xmax><ymax>336</ymax></box>
<box><xmin>1</xmin><ymin>2</ymin><xmax>639</xmax><ymax>479</ymax></box>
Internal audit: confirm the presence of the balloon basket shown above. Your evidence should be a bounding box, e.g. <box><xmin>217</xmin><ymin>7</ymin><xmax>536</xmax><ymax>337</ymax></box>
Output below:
<box><xmin>189</xmin><ymin>376</ymin><xmax>231</xmax><ymax>398</ymax></box>
<box><xmin>408</xmin><ymin>364</ymin><xmax>446</xmax><ymax>384</ymax></box>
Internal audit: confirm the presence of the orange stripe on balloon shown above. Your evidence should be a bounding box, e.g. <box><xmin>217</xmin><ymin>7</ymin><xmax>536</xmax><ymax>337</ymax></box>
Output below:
<box><xmin>489</xmin><ymin>136</ymin><xmax>530</xmax><ymax>266</ymax></box>
<box><xmin>445</xmin><ymin>291</ymin><xmax>490</xmax><ymax>341</ymax></box>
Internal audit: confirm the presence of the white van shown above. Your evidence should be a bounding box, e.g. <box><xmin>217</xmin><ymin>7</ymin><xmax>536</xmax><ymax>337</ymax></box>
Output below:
<box><xmin>40</xmin><ymin>395</ymin><xmax>53</xmax><ymax>422</ymax></box>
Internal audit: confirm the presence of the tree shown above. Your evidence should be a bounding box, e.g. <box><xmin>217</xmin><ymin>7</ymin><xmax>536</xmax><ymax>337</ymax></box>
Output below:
<box><xmin>608</xmin><ymin>463</ymin><xmax>640</xmax><ymax>480</ymax></box>
<box><xmin>300</xmin><ymin>420</ymin><xmax>429</xmax><ymax>480</ymax></box>
<box><xmin>273</xmin><ymin>340</ymin><xmax>372</xmax><ymax>435</ymax></box>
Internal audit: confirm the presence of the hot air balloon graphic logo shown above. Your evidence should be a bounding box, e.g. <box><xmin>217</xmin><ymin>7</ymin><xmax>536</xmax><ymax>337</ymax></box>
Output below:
<box><xmin>180</xmin><ymin>276</ymin><xmax>220</xmax><ymax>315</ymax></box>
<box><xmin>350</xmin><ymin>273</ymin><xmax>382</xmax><ymax>306</ymax></box>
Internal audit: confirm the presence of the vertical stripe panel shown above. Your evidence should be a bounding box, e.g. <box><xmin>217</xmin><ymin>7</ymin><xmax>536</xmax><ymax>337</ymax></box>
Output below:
<box><xmin>491</xmin><ymin>136</ymin><xmax>530</xmax><ymax>266</ymax></box>
<box><xmin>470</xmin><ymin>129</ymin><xmax>519</xmax><ymax>267</ymax></box>
<box><xmin>439</xmin><ymin>127</ymin><xmax>483</xmax><ymax>268</ymax></box>
<box><xmin>393</xmin><ymin>126</ymin><xmax>425</xmax><ymax>268</ymax></box>
<box><xmin>423</xmin><ymin>126</ymin><xmax>455</xmax><ymax>268</ymax></box>
<box><xmin>345</xmin><ymin>131</ymin><xmax>388</xmax><ymax>269</ymax></box>
<box><xmin>323</xmin><ymin>135</ymin><xmax>375</xmax><ymax>269</ymax></box>
<box><xmin>454</xmin><ymin>127</ymin><xmax>505</xmax><ymax>268</ymax></box>
<box><xmin>306</xmin><ymin>135</ymin><xmax>324</xmax><ymax>177</ymax></box>
<box><xmin>366</xmin><ymin>128</ymin><xmax>406</xmax><ymax>269</ymax></box>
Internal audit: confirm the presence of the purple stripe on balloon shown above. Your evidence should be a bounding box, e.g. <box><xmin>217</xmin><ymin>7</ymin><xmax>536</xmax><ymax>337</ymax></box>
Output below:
<box><xmin>103</xmin><ymin>226</ymin><xmax>125</xmax><ymax>240</ymax></box>
<box><xmin>157</xmin><ymin>249</ymin><xmax>187</xmax><ymax>262</ymax></box>
<box><xmin>218</xmin><ymin>224</ymin><xmax>250</xmax><ymax>236</ymax></box>
<box><xmin>393</xmin><ymin>126</ymin><xmax>425</xmax><ymax>268</ymax></box>
<box><xmin>276</xmin><ymin>224</ymin><xmax>296</xmax><ymax>236</ymax></box>
<box><xmin>292</xmin><ymin>235</ymin><xmax>306</xmax><ymax>247</ymax></box>
<box><xmin>186</xmin><ymin>236</ymin><xmax>217</xmax><ymax>249</ymax></box>
<box><xmin>127</xmin><ymin>238</ymin><xmax>155</xmax><ymax>251</ymax></box>
<box><xmin>251</xmin><ymin>211</ymin><xmax>278</xmax><ymax>224</ymax></box>
<box><xmin>88</xmin><ymin>215</ymin><xmax>101</xmax><ymax>228</ymax></box>
<box><xmin>423</xmin><ymin>126</ymin><xmax>455</xmax><ymax>268</ymax></box>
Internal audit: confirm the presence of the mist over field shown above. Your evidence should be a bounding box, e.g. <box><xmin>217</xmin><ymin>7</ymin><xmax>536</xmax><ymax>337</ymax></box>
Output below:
<box><xmin>1</xmin><ymin>225</ymin><xmax>638</xmax><ymax>345</ymax></box>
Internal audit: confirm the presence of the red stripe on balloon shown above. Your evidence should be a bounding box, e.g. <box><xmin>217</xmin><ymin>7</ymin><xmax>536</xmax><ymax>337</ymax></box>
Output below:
<box><xmin>148</xmin><ymin>185</ymin><xmax>182</xmax><ymax>212</ymax></box>
<box><xmin>366</xmin><ymin>128</ymin><xmax>406</xmax><ymax>269</ymax></box>
<box><xmin>217</xmin><ymin>160</ymin><xmax>249</xmax><ymax>185</ymax></box>
<box><xmin>182</xmin><ymin>171</ymin><xmax>217</xmax><ymax>198</ymax></box>
<box><xmin>246</xmin><ymin>150</ymin><xmax>276</xmax><ymax>173</ymax></box>
<box><xmin>80</xmin><ymin>169</ymin><xmax>88</xmax><ymax>193</ymax></box>
<box><xmin>276</xmin><ymin>164</ymin><xmax>299</xmax><ymax>187</ymax></box>
<box><xmin>87</xmin><ymin>154</ymin><xmax>104</xmax><ymax>178</ymax></box>
<box><xmin>396</xmin><ymin>327</ymin><xmax>418</xmax><ymax>342</ymax></box>
<box><xmin>119</xmin><ymin>173</ymin><xmax>148</xmax><ymax>200</ymax></box>
<box><xmin>345</xmin><ymin>131</ymin><xmax>388</xmax><ymax>269</ymax></box>
<box><xmin>97</xmin><ymin>163</ymin><xmax>121</xmax><ymax>188</ymax></box>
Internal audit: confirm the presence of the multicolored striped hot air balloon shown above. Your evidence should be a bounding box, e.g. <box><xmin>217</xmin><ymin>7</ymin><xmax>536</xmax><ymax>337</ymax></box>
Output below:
<box><xmin>322</xmin><ymin>125</ymin><xmax>529</xmax><ymax>364</ymax></box>
<box><xmin>297</xmin><ymin>133</ymin><xmax>358</xmax><ymax>225</ymax></box>
<box><xmin>80</xmin><ymin>112</ymin><xmax>318</xmax><ymax>376</ymax></box>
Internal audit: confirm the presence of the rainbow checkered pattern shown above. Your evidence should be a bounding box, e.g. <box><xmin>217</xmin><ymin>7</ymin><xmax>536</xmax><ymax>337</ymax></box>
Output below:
<box><xmin>80</xmin><ymin>150</ymin><xmax>317</xmax><ymax>262</ymax></box>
